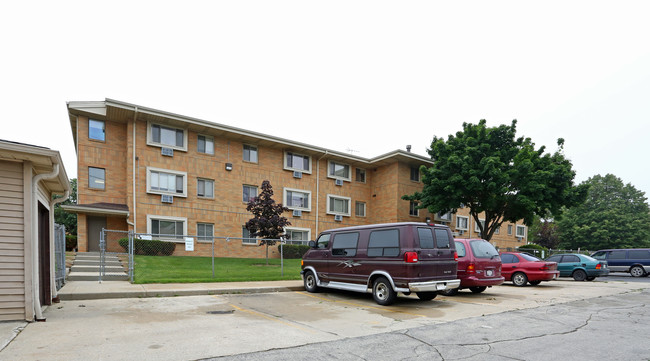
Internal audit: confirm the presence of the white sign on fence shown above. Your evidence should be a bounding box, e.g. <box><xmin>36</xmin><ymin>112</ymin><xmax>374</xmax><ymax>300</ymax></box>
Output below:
<box><xmin>185</xmin><ymin>237</ymin><xmax>194</xmax><ymax>251</ymax></box>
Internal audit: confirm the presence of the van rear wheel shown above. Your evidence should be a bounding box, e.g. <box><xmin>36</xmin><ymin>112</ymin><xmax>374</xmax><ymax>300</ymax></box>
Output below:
<box><xmin>441</xmin><ymin>288</ymin><xmax>459</xmax><ymax>296</ymax></box>
<box><xmin>303</xmin><ymin>271</ymin><xmax>319</xmax><ymax>293</ymax></box>
<box><xmin>630</xmin><ymin>266</ymin><xmax>646</xmax><ymax>278</ymax></box>
<box><xmin>372</xmin><ymin>277</ymin><xmax>397</xmax><ymax>306</ymax></box>
<box><xmin>416</xmin><ymin>292</ymin><xmax>437</xmax><ymax>301</ymax></box>
<box><xmin>469</xmin><ymin>286</ymin><xmax>487</xmax><ymax>293</ymax></box>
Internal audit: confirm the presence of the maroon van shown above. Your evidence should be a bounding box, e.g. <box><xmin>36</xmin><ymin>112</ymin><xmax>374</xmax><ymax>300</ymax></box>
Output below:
<box><xmin>441</xmin><ymin>238</ymin><xmax>504</xmax><ymax>295</ymax></box>
<box><xmin>301</xmin><ymin>222</ymin><xmax>460</xmax><ymax>305</ymax></box>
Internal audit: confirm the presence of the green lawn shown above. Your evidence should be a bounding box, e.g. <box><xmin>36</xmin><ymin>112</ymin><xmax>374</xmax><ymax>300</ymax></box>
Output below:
<box><xmin>132</xmin><ymin>255</ymin><xmax>303</xmax><ymax>284</ymax></box>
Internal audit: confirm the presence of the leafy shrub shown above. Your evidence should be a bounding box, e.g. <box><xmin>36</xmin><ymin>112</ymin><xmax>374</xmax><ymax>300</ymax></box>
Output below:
<box><xmin>118</xmin><ymin>238</ymin><xmax>176</xmax><ymax>256</ymax></box>
<box><xmin>517</xmin><ymin>243</ymin><xmax>548</xmax><ymax>257</ymax></box>
<box><xmin>280</xmin><ymin>244</ymin><xmax>311</xmax><ymax>259</ymax></box>
<box><xmin>65</xmin><ymin>235</ymin><xmax>77</xmax><ymax>251</ymax></box>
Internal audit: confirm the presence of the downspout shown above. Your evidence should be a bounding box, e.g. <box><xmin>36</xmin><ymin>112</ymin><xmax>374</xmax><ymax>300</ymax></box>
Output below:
<box><xmin>49</xmin><ymin>188</ymin><xmax>70</xmax><ymax>301</ymax></box>
<box><xmin>127</xmin><ymin>107</ymin><xmax>138</xmax><ymax>229</ymax></box>
<box><xmin>315</xmin><ymin>151</ymin><xmax>328</xmax><ymax>236</ymax></box>
<box><xmin>32</xmin><ymin>163</ymin><xmax>60</xmax><ymax>321</ymax></box>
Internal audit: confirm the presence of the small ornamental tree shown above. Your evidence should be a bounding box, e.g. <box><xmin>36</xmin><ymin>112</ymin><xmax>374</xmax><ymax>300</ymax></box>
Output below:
<box><xmin>245</xmin><ymin>180</ymin><xmax>291</xmax><ymax>264</ymax></box>
<box><xmin>54</xmin><ymin>178</ymin><xmax>77</xmax><ymax>235</ymax></box>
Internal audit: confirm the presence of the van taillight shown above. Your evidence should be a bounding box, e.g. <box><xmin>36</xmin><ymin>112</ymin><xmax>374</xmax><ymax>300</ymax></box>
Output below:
<box><xmin>466</xmin><ymin>263</ymin><xmax>476</xmax><ymax>274</ymax></box>
<box><xmin>454</xmin><ymin>251</ymin><xmax>458</xmax><ymax>261</ymax></box>
<box><xmin>404</xmin><ymin>252</ymin><xmax>418</xmax><ymax>263</ymax></box>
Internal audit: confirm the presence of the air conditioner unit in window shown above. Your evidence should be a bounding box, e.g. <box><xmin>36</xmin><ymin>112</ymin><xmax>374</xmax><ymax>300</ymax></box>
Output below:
<box><xmin>292</xmin><ymin>210</ymin><xmax>302</xmax><ymax>217</ymax></box>
<box><xmin>161</xmin><ymin>147</ymin><xmax>174</xmax><ymax>157</ymax></box>
<box><xmin>293</xmin><ymin>171</ymin><xmax>302</xmax><ymax>179</ymax></box>
<box><xmin>452</xmin><ymin>231</ymin><xmax>460</xmax><ymax>237</ymax></box>
<box><xmin>334</xmin><ymin>215</ymin><xmax>343</xmax><ymax>222</ymax></box>
<box><xmin>458</xmin><ymin>230</ymin><xmax>465</xmax><ymax>235</ymax></box>
<box><xmin>335</xmin><ymin>179</ymin><xmax>343</xmax><ymax>186</ymax></box>
<box><xmin>517</xmin><ymin>236</ymin><xmax>523</xmax><ymax>241</ymax></box>
<box><xmin>161</xmin><ymin>194</ymin><xmax>174</xmax><ymax>203</ymax></box>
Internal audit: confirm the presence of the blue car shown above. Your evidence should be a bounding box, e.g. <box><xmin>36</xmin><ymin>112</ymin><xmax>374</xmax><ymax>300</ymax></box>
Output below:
<box><xmin>545</xmin><ymin>254</ymin><xmax>609</xmax><ymax>281</ymax></box>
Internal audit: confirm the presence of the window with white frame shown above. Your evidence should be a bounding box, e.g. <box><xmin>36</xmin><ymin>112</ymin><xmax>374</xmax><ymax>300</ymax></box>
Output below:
<box><xmin>283</xmin><ymin>188</ymin><xmax>311</xmax><ymax>211</ymax></box>
<box><xmin>242</xmin><ymin>226</ymin><xmax>256</xmax><ymax>245</ymax></box>
<box><xmin>147</xmin><ymin>167</ymin><xmax>187</xmax><ymax>197</ymax></box>
<box><xmin>355</xmin><ymin>168</ymin><xmax>366</xmax><ymax>183</ymax></box>
<box><xmin>456</xmin><ymin>216</ymin><xmax>469</xmax><ymax>230</ymax></box>
<box><xmin>243</xmin><ymin>144</ymin><xmax>258</xmax><ymax>163</ymax></box>
<box><xmin>197</xmin><ymin>135</ymin><xmax>214</xmax><ymax>155</ymax></box>
<box><xmin>327</xmin><ymin>195</ymin><xmax>351</xmax><ymax>216</ymax></box>
<box><xmin>516</xmin><ymin>225</ymin><xmax>526</xmax><ymax>238</ymax></box>
<box><xmin>89</xmin><ymin>119</ymin><xmax>105</xmax><ymax>141</ymax></box>
<box><xmin>507</xmin><ymin>224</ymin><xmax>513</xmax><ymax>235</ymax></box>
<box><xmin>437</xmin><ymin>211</ymin><xmax>452</xmax><ymax>222</ymax></box>
<box><xmin>147</xmin><ymin>122</ymin><xmax>187</xmax><ymax>150</ymax></box>
<box><xmin>328</xmin><ymin>161</ymin><xmax>350</xmax><ymax>181</ymax></box>
<box><xmin>409</xmin><ymin>201</ymin><xmax>419</xmax><ymax>216</ymax></box>
<box><xmin>197</xmin><ymin>223</ymin><xmax>214</xmax><ymax>242</ymax></box>
<box><xmin>197</xmin><ymin>178</ymin><xmax>214</xmax><ymax>198</ymax></box>
<box><xmin>89</xmin><ymin>167</ymin><xmax>105</xmax><ymax>190</ymax></box>
<box><xmin>355</xmin><ymin>201</ymin><xmax>366</xmax><ymax>217</ymax></box>
<box><xmin>474</xmin><ymin>219</ymin><xmax>486</xmax><ymax>232</ymax></box>
<box><xmin>242</xmin><ymin>185</ymin><xmax>258</xmax><ymax>203</ymax></box>
<box><xmin>284</xmin><ymin>151</ymin><xmax>311</xmax><ymax>173</ymax></box>
<box><xmin>285</xmin><ymin>227</ymin><xmax>310</xmax><ymax>243</ymax></box>
<box><xmin>148</xmin><ymin>216</ymin><xmax>187</xmax><ymax>240</ymax></box>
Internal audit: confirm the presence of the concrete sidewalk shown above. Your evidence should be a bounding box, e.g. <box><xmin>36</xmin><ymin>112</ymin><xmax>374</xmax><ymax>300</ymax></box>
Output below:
<box><xmin>57</xmin><ymin>279</ymin><xmax>305</xmax><ymax>300</ymax></box>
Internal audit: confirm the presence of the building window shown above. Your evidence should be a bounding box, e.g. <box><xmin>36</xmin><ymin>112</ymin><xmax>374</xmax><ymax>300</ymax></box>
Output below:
<box><xmin>197</xmin><ymin>135</ymin><xmax>214</xmax><ymax>155</ymax></box>
<box><xmin>197</xmin><ymin>223</ymin><xmax>214</xmax><ymax>242</ymax></box>
<box><xmin>286</xmin><ymin>227</ymin><xmax>311</xmax><ymax>244</ymax></box>
<box><xmin>197</xmin><ymin>178</ymin><xmax>214</xmax><ymax>198</ymax></box>
<box><xmin>89</xmin><ymin>119</ymin><xmax>105</xmax><ymax>141</ymax></box>
<box><xmin>410</xmin><ymin>167</ymin><xmax>420</xmax><ymax>182</ymax></box>
<box><xmin>147</xmin><ymin>167</ymin><xmax>187</xmax><ymax>197</ymax></box>
<box><xmin>89</xmin><ymin>167</ymin><xmax>105</xmax><ymax>190</ymax></box>
<box><xmin>148</xmin><ymin>216</ymin><xmax>186</xmax><ymax>240</ymax></box>
<box><xmin>494</xmin><ymin>226</ymin><xmax>500</xmax><ymax>235</ymax></box>
<box><xmin>475</xmin><ymin>219</ymin><xmax>486</xmax><ymax>233</ymax></box>
<box><xmin>436</xmin><ymin>211</ymin><xmax>452</xmax><ymax>222</ymax></box>
<box><xmin>243</xmin><ymin>145</ymin><xmax>258</xmax><ymax>163</ymax></box>
<box><xmin>456</xmin><ymin>216</ymin><xmax>469</xmax><ymax>230</ymax></box>
<box><xmin>328</xmin><ymin>161</ymin><xmax>350</xmax><ymax>181</ymax></box>
<box><xmin>409</xmin><ymin>201</ymin><xmax>419</xmax><ymax>216</ymax></box>
<box><xmin>284</xmin><ymin>188</ymin><xmax>311</xmax><ymax>211</ymax></box>
<box><xmin>355</xmin><ymin>201</ymin><xmax>366</xmax><ymax>217</ymax></box>
<box><xmin>242</xmin><ymin>226</ymin><xmax>256</xmax><ymax>245</ymax></box>
<box><xmin>148</xmin><ymin>122</ymin><xmax>187</xmax><ymax>150</ymax></box>
<box><xmin>516</xmin><ymin>225</ymin><xmax>526</xmax><ymax>238</ymax></box>
<box><xmin>355</xmin><ymin>168</ymin><xmax>366</xmax><ymax>183</ymax></box>
<box><xmin>327</xmin><ymin>195</ymin><xmax>351</xmax><ymax>216</ymax></box>
<box><xmin>243</xmin><ymin>185</ymin><xmax>258</xmax><ymax>203</ymax></box>
<box><xmin>284</xmin><ymin>151</ymin><xmax>311</xmax><ymax>173</ymax></box>
<box><xmin>507</xmin><ymin>225</ymin><xmax>513</xmax><ymax>235</ymax></box>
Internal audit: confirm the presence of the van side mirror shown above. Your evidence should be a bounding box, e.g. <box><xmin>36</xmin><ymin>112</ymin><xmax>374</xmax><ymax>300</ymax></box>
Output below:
<box><xmin>308</xmin><ymin>240</ymin><xmax>316</xmax><ymax>248</ymax></box>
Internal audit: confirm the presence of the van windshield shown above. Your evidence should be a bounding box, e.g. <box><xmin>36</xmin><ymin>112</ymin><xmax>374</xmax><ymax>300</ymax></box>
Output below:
<box><xmin>469</xmin><ymin>240</ymin><xmax>499</xmax><ymax>259</ymax></box>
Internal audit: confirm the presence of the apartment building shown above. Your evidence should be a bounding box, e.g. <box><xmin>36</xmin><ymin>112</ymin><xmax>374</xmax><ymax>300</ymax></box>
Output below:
<box><xmin>63</xmin><ymin>99</ymin><xmax>526</xmax><ymax>258</ymax></box>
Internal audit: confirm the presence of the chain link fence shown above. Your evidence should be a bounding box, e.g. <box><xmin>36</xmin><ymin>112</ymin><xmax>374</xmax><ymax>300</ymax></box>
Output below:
<box><xmin>54</xmin><ymin>223</ymin><xmax>66</xmax><ymax>290</ymax></box>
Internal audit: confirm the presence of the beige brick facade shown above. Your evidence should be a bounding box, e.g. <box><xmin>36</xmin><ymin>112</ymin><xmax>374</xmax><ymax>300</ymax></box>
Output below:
<box><xmin>66</xmin><ymin>99</ymin><xmax>527</xmax><ymax>258</ymax></box>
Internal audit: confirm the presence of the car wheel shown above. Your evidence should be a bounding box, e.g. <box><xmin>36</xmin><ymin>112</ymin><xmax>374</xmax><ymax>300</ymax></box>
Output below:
<box><xmin>630</xmin><ymin>266</ymin><xmax>646</xmax><ymax>278</ymax></box>
<box><xmin>586</xmin><ymin>276</ymin><xmax>596</xmax><ymax>281</ymax></box>
<box><xmin>303</xmin><ymin>271</ymin><xmax>319</xmax><ymax>293</ymax></box>
<box><xmin>572</xmin><ymin>269</ymin><xmax>587</xmax><ymax>281</ymax></box>
<box><xmin>440</xmin><ymin>288</ymin><xmax>459</xmax><ymax>296</ymax></box>
<box><xmin>416</xmin><ymin>292</ymin><xmax>438</xmax><ymax>301</ymax></box>
<box><xmin>528</xmin><ymin>280</ymin><xmax>542</xmax><ymax>286</ymax></box>
<box><xmin>469</xmin><ymin>286</ymin><xmax>487</xmax><ymax>293</ymax></box>
<box><xmin>512</xmin><ymin>272</ymin><xmax>528</xmax><ymax>287</ymax></box>
<box><xmin>373</xmin><ymin>277</ymin><xmax>397</xmax><ymax>306</ymax></box>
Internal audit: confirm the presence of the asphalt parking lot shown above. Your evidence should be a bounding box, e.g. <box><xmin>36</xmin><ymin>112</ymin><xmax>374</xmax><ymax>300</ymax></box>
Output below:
<box><xmin>2</xmin><ymin>278</ymin><xmax>649</xmax><ymax>361</ymax></box>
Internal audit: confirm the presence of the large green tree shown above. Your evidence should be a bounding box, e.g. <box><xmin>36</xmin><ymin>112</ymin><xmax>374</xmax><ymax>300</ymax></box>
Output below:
<box><xmin>404</xmin><ymin>120</ymin><xmax>588</xmax><ymax>241</ymax></box>
<box><xmin>54</xmin><ymin>178</ymin><xmax>77</xmax><ymax>235</ymax></box>
<box><xmin>557</xmin><ymin>174</ymin><xmax>650</xmax><ymax>250</ymax></box>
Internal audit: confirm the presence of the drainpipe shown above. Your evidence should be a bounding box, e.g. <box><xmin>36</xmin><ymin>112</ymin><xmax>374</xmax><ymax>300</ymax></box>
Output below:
<box><xmin>315</xmin><ymin>151</ymin><xmax>328</xmax><ymax>236</ymax></box>
<box><xmin>32</xmin><ymin>163</ymin><xmax>61</xmax><ymax>321</ymax></box>
<box><xmin>127</xmin><ymin>107</ymin><xmax>138</xmax><ymax>229</ymax></box>
<box><xmin>49</xmin><ymin>188</ymin><xmax>70</xmax><ymax>301</ymax></box>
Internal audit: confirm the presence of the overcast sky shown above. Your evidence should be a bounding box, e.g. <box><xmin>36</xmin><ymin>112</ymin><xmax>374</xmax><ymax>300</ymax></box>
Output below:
<box><xmin>2</xmin><ymin>1</ymin><xmax>649</xmax><ymax>197</ymax></box>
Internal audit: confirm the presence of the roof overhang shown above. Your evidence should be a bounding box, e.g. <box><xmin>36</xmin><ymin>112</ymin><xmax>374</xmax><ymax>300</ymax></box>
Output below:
<box><xmin>62</xmin><ymin>204</ymin><xmax>130</xmax><ymax>217</ymax></box>
<box><xmin>0</xmin><ymin>140</ymin><xmax>70</xmax><ymax>194</ymax></box>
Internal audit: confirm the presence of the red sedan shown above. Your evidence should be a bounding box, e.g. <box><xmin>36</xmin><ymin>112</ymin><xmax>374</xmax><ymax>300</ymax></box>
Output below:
<box><xmin>500</xmin><ymin>252</ymin><xmax>559</xmax><ymax>286</ymax></box>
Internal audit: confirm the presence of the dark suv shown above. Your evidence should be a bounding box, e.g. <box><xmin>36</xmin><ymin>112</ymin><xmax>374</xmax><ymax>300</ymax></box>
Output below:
<box><xmin>301</xmin><ymin>222</ymin><xmax>460</xmax><ymax>305</ymax></box>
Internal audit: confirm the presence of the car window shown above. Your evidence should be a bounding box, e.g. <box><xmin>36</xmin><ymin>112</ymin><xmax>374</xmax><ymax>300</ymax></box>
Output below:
<box><xmin>332</xmin><ymin>232</ymin><xmax>359</xmax><ymax>257</ymax></box>
<box><xmin>316</xmin><ymin>234</ymin><xmax>330</xmax><ymax>249</ymax></box>
<box><xmin>469</xmin><ymin>240</ymin><xmax>499</xmax><ymax>259</ymax></box>
<box><xmin>591</xmin><ymin>251</ymin><xmax>606</xmax><ymax>260</ymax></box>
<box><xmin>561</xmin><ymin>255</ymin><xmax>580</xmax><ymax>263</ymax></box>
<box><xmin>367</xmin><ymin>229</ymin><xmax>400</xmax><ymax>257</ymax></box>
<box><xmin>455</xmin><ymin>241</ymin><xmax>466</xmax><ymax>258</ymax></box>
<box><xmin>520</xmin><ymin>253</ymin><xmax>541</xmax><ymax>262</ymax></box>
<box><xmin>609</xmin><ymin>250</ymin><xmax>626</xmax><ymax>260</ymax></box>
<box><xmin>434</xmin><ymin>229</ymin><xmax>451</xmax><ymax>248</ymax></box>
<box><xmin>501</xmin><ymin>254</ymin><xmax>517</xmax><ymax>263</ymax></box>
<box><xmin>628</xmin><ymin>250</ymin><xmax>650</xmax><ymax>259</ymax></box>
<box><xmin>546</xmin><ymin>255</ymin><xmax>561</xmax><ymax>263</ymax></box>
<box><xmin>582</xmin><ymin>255</ymin><xmax>598</xmax><ymax>262</ymax></box>
<box><xmin>417</xmin><ymin>228</ymin><xmax>435</xmax><ymax>249</ymax></box>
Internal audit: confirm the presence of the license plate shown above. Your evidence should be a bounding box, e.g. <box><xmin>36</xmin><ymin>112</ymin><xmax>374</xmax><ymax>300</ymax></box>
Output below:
<box><xmin>486</xmin><ymin>270</ymin><xmax>494</xmax><ymax>277</ymax></box>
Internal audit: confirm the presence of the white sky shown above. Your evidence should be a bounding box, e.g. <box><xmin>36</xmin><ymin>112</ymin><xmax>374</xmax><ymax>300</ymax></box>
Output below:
<box><xmin>2</xmin><ymin>1</ymin><xmax>649</xmax><ymax>197</ymax></box>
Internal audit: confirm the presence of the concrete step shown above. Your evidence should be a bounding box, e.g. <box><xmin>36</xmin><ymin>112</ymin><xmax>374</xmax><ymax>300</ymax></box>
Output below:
<box><xmin>67</xmin><ymin>272</ymin><xmax>129</xmax><ymax>281</ymax></box>
<box><xmin>75</xmin><ymin>255</ymin><xmax>124</xmax><ymax>261</ymax></box>
<box><xmin>71</xmin><ymin>265</ymin><xmax>126</xmax><ymax>273</ymax></box>
<box><xmin>73</xmin><ymin>260</ymin><xmax>122</xmax><ymax>266</ymax></box>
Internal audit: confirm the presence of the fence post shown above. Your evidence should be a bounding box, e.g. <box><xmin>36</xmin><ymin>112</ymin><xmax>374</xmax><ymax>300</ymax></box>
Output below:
<box><xmin>212</xmin><ymin>237</ymin><xmax>215</xmax><ymax>278</ymax></box>
<box><xmin>99</xmin><ymin>228</ymin><xmax>105</xmax><ymax>283</ymax></box>
<box><xmin>128</xmin><ymin>230</ymin><xmax>134</xmax><ymax>283</ymax></box>
<box><xmin>280</xmin><ymin>237</ymin><xmax>284</xmax><ymax>277</ymax></box>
